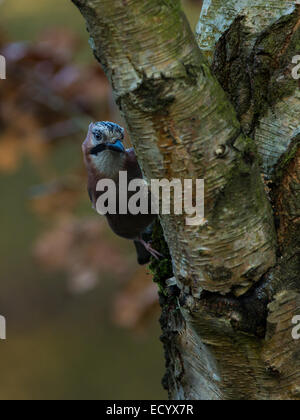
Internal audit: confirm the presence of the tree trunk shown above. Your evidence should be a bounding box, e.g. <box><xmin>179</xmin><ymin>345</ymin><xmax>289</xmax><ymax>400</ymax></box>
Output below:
<box><xmin>71</xmin><ymin>0</ymin><xmax>300</xmax><ymax>400</ymax></box>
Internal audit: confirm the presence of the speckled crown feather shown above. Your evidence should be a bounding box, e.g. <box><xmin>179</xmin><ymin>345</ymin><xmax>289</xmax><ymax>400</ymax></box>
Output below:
<box><xmin>92</xmin><ymin>121</ymin><xmax>124</xmax><ymax>143</ymax></box>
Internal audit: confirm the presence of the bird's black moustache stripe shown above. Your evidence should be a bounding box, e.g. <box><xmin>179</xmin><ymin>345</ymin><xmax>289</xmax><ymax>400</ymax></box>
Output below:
<box><xmin>90</xmin><ymin>143</ymin><xmax>124</xmax><ymax>155</ymax></box>
<box><xmin>90</xmin><ymin>144</ymin><xmax>107</xmax><ymax>155</ymax></box>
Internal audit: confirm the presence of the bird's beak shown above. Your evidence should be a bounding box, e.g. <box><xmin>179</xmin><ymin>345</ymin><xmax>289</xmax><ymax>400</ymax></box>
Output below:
<box><xmin>107</xmin><ymin>140</ymin><xmax>125</xmax><ymax>153</ymax></box>
<box><xmin>90</xmin><ymin>140</ymin><xmax>125</xmax><ymax>155</ymax></box>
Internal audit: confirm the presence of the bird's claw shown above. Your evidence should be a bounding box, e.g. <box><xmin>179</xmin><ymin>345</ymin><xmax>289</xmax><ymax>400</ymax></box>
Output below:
<box><xmin>139</xmin><ymin>239</ymin><xmax>164</xmax><ymax>261</ymax></box>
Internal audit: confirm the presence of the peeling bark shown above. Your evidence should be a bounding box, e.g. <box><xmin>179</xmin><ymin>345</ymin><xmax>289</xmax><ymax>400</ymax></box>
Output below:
<box><xmin>274</xmin><ymin>135</ymin><xmax>300</xmax><ymax>254</ymax></box>
<box><xmin>197</xmin><ymin>0</ymin><xmax>300</xmax><ymax>175</ymax></box>
<box><xmin>197</xmin><ymin>0</ymin><xmax>297</xmax><ymax>63</ymax></box>
<box><xmin>71</xmin><ymin>0</ymin><xmax>300</xmax><ymax>400</ymax></box>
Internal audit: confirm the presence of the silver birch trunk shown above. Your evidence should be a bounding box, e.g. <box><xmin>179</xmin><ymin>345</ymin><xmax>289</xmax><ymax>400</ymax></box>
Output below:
<box><xmin>71</xmin><ymin>0</ymin><xmax>300</xmax><ymax>400</ymax></box>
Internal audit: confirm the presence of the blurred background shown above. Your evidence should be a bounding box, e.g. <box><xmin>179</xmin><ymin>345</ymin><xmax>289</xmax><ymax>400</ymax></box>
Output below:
<box><xmin>0</xmin><ymin>0</ymin><xmax>203</xmax><ymax>400</ymax></box>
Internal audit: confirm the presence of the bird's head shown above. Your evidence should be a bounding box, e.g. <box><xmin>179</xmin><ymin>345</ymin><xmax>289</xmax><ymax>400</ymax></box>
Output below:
<box><xmin>83</xmin><ymin>121</ymin><xmax>126</xmax><ymax>177</ymax></box>
<box><xmin>89</xmin><ymin>121</ymin><xmax>125</xmax><ymax>155</ymax></box>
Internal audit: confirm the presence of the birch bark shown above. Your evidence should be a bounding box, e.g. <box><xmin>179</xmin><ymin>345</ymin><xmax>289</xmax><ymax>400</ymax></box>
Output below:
<box><xmin>71</xmin><ymin>0</ymin><xmax>300</xmax><ymax>400</ymax></box>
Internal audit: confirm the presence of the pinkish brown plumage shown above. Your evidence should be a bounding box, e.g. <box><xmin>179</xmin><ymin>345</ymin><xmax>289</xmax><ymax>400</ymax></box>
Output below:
<box><xmin>82</xmin><ymin>122</ymin><xmax>160</xmax><ymax>264</ymax></box>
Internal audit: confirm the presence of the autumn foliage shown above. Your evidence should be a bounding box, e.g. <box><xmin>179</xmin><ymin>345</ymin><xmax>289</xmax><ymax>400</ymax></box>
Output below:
<box><xmin>0</xmin><ymin>29</ymin><xmax>159</xmax><ymax>331</ymax></box>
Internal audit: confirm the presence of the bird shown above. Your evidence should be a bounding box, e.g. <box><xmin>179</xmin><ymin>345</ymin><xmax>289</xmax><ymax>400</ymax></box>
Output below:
<box><xmin>82</xmin><ymin>121</ymin><xmax>161</xmax><ymax>265</ymax></box>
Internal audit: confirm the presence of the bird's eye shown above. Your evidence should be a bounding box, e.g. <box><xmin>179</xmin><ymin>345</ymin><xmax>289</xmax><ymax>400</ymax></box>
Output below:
<box><xmin>94</xmin><ymin>133</ymin><xmax>101</xmax><ymax>141</ymax></box>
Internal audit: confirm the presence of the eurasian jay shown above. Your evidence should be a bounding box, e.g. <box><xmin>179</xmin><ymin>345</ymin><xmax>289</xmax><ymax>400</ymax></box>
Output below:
<box><xmin>82</xmin><ymin>121</ymin><xmax>161</xmax><ymax>264</ymax></box>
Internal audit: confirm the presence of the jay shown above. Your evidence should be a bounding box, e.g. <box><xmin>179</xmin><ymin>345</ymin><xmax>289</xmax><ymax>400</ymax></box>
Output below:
<box><xmin>82</xmin><ymin>121</ymin><xmax>161</xmax><ymax>264</ymax></box>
